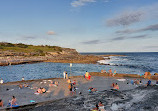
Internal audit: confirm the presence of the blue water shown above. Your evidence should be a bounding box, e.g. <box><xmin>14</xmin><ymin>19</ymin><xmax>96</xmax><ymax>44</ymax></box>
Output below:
<box><xmin>0</xmin><ymin>52</ymin><xmax>158</xmax><ymax>82</ymax></box>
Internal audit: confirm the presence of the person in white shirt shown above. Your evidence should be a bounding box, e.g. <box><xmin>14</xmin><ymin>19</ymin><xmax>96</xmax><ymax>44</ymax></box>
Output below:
<box><xmin>0</xmin><ymin>78</ymin><xmax>3</xmax><ymax>84</ymax></box>
<box><xmin>63</xmin><ymin>71</ymin><xmax>66</xmax><ymax>79</ymax></box>
<box><xmin>22</xmin><ymin>77</ymin><xmax>24</xmax><ymax>81</ymax></box>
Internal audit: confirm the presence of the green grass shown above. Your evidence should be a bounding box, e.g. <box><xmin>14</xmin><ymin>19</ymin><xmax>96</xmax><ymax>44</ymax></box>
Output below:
<box><xmin>0</xmin><ymin>42</ymin><xmax>63</xmax><ymax>53</ymax></box>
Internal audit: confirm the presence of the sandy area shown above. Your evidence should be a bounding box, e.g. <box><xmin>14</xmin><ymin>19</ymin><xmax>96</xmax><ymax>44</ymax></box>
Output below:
<box><xmin>0</xmin><ymin>76</ymin><xmax>156</xmax><ymax>110</ymax></box>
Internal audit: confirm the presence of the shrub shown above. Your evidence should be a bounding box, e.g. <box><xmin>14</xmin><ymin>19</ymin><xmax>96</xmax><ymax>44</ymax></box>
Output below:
<box><xmin>34</xmin><ymin>49</ymin><xmax>45</xmax><ymax>56</ymax></box>
<box><xmin>0</xmin><ymin>42</ymin><xmax>15</xmax><ymax>47</ymax></box>
<box><xmin>16</xmin><ymin>43</ymin><xmax>28</xmax><ymax>48</ymax></box>
<box><xmin>0</xmin><ymin>46</ymin><xmax>3</xmax><ymax>49</ymax></box>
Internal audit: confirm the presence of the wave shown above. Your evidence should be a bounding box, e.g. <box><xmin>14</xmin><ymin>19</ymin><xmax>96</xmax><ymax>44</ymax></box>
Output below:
<box><xmin>97</xmin><ymin>60</ymin><xmax>116</xmax><ymax>65</ymax></box>
<box><xmin>97</xmin><ymin>56</ymin><xmax>128</xmax><ymax>66</ymax></box>
<box><xmin>97</xmin><ymin>56</ymin><xmax>156</xmax><ymax>73</ymax></box>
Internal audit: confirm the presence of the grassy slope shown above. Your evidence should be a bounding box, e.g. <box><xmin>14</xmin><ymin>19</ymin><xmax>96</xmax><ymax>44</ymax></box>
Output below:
<box><xmin>0</xmin><ymin>43</ymin><xmax>62</xmax><ymax>53</ymax></box>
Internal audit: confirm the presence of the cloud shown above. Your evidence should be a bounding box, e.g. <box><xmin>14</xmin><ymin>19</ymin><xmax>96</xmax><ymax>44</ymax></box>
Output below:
<box><xmin>71</xmin><ymin>0</ymin><xmax>96</xmax><ymax>7</ymax></box>
<box><xmin>111</xmin><ymin>36</ymin><xmax>125</xmax><ymax>41</ymax></box>
<box><xmin>111</xmin><ymin>34</ymin><xmax>147</xmax><ymax>41</ymax></box>
<box><xmin>106</xmin><ymin>10</ymin><xmax>144</xmax><ymax>27</ymax></box>
<box><xmin>81</xmin><ymin>39</ymin><xmax>102</xmax><ymax>44</ymax></box>
<box><xmin>140</xmin><ymin>24</ymin><xmax>158</xmax><ymax>31</ymax></box>
<box><xmin>81</xmin><ymin>34</ymin><xmax>148</xmax><ymax>44</ymax></box>
<box><xmin>106</xmin><ymin>3</ymin><xmax>158</xmax><ymax>27</ymax></box>
<box><xmin>116</xmin><ymin>24</ymin><xmax>158</xmax><ymax>34</ymax></box>
<box><xmin>130</xmin><ymin>35</ymin><xmax>147</xmax><ymax>39</ymax></box>
<box><xmin>22</xmin><ymin>36</ymin><xmax>37</xmax><ymax>40</ymax></box>
<box><xmin>47</xmin><ymin>31</ymin><xmax>55</xmax><ymax>35</ymax></box>
<box><xmin>116</xmin><ymin>29</ymin><xmax>135</xmax><ymax>34</ymax></box>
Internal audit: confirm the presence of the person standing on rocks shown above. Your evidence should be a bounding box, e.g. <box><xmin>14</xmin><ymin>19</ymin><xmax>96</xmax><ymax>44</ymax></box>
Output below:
<box><xmin>66</xmin><ymin>72</ymin><xmax>68</xmax><ymax>79</ymax></box>
<box><xmin>109</xmin><ymin>69</ymin><xmax>112</xmax><ymax>76</ymax></box>
<box><xmin>21</xmin><ymin>77</ymin><xmax>24</xmax><ymax>81</ymax></box>
<box><xmin>85</xmin><ymin>71</ymin><xmax>91</xmax><ymax>80</ymax></box>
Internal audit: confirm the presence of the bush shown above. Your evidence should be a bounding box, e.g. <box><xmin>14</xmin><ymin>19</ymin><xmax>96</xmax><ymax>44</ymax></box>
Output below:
<box><xmin>0</xmin><ymin>42</ymin><xmax>15</xmax><ymax>47</ymax></box>
<box><xmin>34</xmin><ymin>49</ymin><xmax>45</xmax><ymax>56</ymax></box>
<box><xmin>0</xmin><ymin>46</ymin><xmax>3</xmax><ymax>49</ymax></box>
<box><xmin>16</xmin><ymin>43</ymin><xmax>28</xmax><ymax>48</ymax></box>
<box><xmin>47</xmin><ymin>46</ymin><xmax>62</xmax><ymax>52</ymax></box>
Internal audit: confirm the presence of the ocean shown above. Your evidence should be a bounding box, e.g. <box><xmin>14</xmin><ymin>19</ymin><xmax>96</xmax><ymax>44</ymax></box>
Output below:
<box><xmin>0</xmin><ymin>52</ymin><xmax>158</xmax><ymax>82</ymax></box>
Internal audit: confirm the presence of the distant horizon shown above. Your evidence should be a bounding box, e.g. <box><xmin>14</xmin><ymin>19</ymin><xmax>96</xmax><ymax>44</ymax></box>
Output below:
<box><xmin>0</xmin><ymin>41</ymin><xmax>158</xmax><ymax>53</ymax></box>
<box><xmin>0</xmin><ymin>0</ymin><xmax>158</xmax><ymax>52</ymax></box>
<box><xmin>80</xmin><ymin>52</ymin><xmax>158</xmax><ymax>53</ymax></box>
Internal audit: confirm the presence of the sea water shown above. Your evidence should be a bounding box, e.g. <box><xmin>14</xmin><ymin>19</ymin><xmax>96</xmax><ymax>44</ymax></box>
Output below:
<box><xmin>0</xmin><ymin>52</ymin><xmax>157</xmax><ymax>82</ymax></box>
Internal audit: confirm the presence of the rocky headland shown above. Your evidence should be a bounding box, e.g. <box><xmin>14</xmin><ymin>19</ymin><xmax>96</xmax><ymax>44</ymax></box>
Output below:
<box><xmin>0</xmin><ymin>42</ymin><xmax>121</xmax><ymax>66</ymax></box>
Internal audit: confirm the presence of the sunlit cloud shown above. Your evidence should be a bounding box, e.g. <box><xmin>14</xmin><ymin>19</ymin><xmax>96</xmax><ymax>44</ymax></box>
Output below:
<box><xmin>47</xmin><ymin>31</ymin><xmax>56</xmax><ymax>35</ymax></box>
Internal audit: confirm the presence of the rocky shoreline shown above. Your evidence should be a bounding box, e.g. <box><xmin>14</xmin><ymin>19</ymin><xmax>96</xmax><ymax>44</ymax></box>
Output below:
<box><xmin>1</xmin><ymin>73</ymin><xmax>158</xmax><ymax>111</ymax></box>
<box><xmin>22</xmin><ymin>85</ymin><xmax>158</xmax><ymax>111</ymax></box>
<box><xmin>0</xmin><ymin>54</ymin><xmax>121</xmax><ymax>66</ymax></box>
<box><xmin>3</xmin><ymin>84</ymin><xmax>158</xmax><ymax>111</ymax></box>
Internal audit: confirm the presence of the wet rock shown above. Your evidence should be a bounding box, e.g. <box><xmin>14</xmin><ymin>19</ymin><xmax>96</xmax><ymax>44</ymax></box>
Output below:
<box><xmin>10</xmin><ymin>86</ymin><xmax>158</xmax><ymax>111</ymax></box>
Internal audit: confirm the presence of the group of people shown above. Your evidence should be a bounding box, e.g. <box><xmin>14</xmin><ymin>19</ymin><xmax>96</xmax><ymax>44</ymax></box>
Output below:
<box><xmin>111</xmin><ymin>83</ymin><xmax>119</xmax><ymax>90</ymax></box>
<box><xmin>67</xmin><ymin>79</ymin><xmax>77</xmax><ymax>95</ymax></box>
<box><xmin>91</xmin><ymin>101</ymin><xmax>105</xmax><ymax>111</ymax></box>
<box><xmin>0</xmin><ymin>96</ymin><xmax>18</xmax><ymax>108</ymax></box>
<box><xmin>129</xmin><ymin>79</ymin><xmax>156</xmax><ymax>86</ymax></box>
<box><xmin>49</xmin><ymin>81</ymin><xmax>59</xmax><ymax>87</ymax></box>
<box><xmin>36</xmin><ymin>87</ymin><xmax>46</xmax><ymax>94</ymax></box>
<box><xmin>101</xmin><ymin>69</ymin><xmax>117</xmax><ymax>77</ymax></box>
<box><xmin>18</xmin><ymin>83</ymin><xmax>29</xmax><ymax>89</ymax></box>
<box><xmin>63</xmin><ymin>71</ymin><xmax>68</xmax><ymax>79</ymax></box>
<box><xmin>130</xmin><ymin>79</ymin><xmax>142</xmax><ymax>85</ymax></box>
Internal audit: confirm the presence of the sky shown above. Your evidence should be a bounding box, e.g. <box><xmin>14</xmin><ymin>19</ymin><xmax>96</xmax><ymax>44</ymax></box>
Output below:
<box><xmin>0</xmin><ymin>0</ymin><xmax>158</xmax><ymax>52</ymax></box>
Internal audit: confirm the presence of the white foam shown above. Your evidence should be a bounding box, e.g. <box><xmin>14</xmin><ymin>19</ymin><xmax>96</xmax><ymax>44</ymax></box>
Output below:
<box><xmin>117</xmin><ymin>79</ymin><xmax>126</xmax><ymax>82</ymax></box>
<box><xmin>97</xmin><ymin>60</ymin><xmax>110</xmax><ymax>64</ymax></box>
<box><xmin>97</xmin><ymin>59</ymin><xmax>115</xmax><ymax>65</ymax></box>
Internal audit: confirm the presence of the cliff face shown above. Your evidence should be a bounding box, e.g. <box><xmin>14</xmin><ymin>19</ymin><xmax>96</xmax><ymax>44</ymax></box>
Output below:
<box><xmin>46</xmin><ymin>48</ymin><xmax>79</xmax><ymax>56</ymax></box>
<box><xmin>60</xmin><ymin>48</ymin><xmax>79</xmax><ymax>55</ymax></box>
